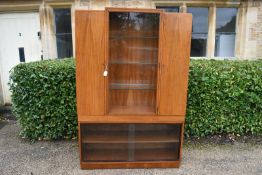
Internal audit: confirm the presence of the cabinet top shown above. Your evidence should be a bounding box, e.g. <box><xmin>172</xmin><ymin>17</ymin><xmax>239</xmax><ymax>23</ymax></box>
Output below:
<box><xmin>105</xmin><ymin>7</ymin><xmax>163</xmax><ymax>13</ymax></box>
<box><xmin>75</xmin><ymin>8</ymin><xmax>192</xmax><ymax>18</ymax></box>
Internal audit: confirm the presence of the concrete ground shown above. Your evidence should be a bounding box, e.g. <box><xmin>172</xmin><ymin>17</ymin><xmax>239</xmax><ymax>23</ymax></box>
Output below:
<box><xmin>1</xmin><ymin>121</ymin><xmax>262</xmax><ymax>175</ymax></box>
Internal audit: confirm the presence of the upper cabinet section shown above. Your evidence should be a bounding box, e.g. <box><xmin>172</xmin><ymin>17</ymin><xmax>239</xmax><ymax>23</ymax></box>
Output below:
<box><xmin>158</xmin><ymin>13</ymin><xmax>192</xmax><ymax>116</ymax></box>
<box><xmin>75</xmin><ymin>8</ymin><xmax>192</xmax><ymax>118</ymax></box>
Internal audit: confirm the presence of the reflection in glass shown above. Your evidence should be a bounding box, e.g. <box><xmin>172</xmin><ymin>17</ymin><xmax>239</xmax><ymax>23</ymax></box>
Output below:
<box><xmin>187</xmin><ymin>7</ymin><xmax>208</xmax><ymax>57</ymax></box>
<box><xmin>108</xmin><ymin>12</ymin><xmax>159</xmax><ymax>114</ymax></box>
<box><xmin>216</xmin><ymin>8</ymin><xmax>237</xmax><ymax>33</ymax></box>
<box><xmin>81</xmin><ymin>124</ymin><xmax>181</xmax><ymax>162</ymax></box>
<box><xmin>156</xmin><ymin>6</ymin><xmax>179</xmax><ymax>12</ymax></box>
<box><xmin>215</xmin><ymin>8</ymin><xmax>237</xmax><ymax>57</ymax></box>
<box><xmin>109</xmin><ymin>12</ymin><xmax>159</xmax><ymax>36</ymax></box>
<box><xmin>54</xmin><ymin>9</ymin><xmax>73</xmax><ymax>59</ymax></box>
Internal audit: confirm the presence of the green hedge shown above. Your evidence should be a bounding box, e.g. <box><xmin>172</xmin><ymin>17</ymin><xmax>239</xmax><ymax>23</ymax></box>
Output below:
<box><xmin>10</xmin><ymin>58</ymin><xmax>262</xmax><ymax>140</ymax></box>
<box><xmin>186</xmin><ymin>60</ymin><xmax>262</xmax><ymax>137</ymax></box>
<box><xmin>10</xmin><ymin>58</ymin><xmax>77</xmax><ymax>140</ymax></box>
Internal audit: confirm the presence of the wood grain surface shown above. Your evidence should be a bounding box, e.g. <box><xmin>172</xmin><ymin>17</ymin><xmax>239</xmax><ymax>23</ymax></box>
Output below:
<box><xmin>158</xmin><ymin>13</ymin><xmax>192</xmax><ymax>115</ymax></box>
<box><xmin>76</xmin><ymin>9</ymin><xmax>192</xmax><ymax>169</ymax></box>
<box><xmin>76</xmin><ymin>10</ymin><xmax>105</xmax><ymax>116</ymax></box>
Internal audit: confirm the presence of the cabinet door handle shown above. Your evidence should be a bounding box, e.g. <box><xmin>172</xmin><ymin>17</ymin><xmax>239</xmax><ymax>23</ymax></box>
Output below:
<box><xmin>103</xmin><ymin>64</ymin><xmax>108</xmax><ymax>77</ymax></box>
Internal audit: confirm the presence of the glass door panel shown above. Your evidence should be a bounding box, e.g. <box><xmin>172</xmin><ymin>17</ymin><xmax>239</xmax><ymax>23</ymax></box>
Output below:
<box><xmin>81</xmin><ymin>124</ymin><xmax>129</xmax><ymax>162</ymax></box>
<box><xmin>81</xmin><ymin>124</ymin><xmax>181</xmax><ymax>162</ymax></box>
<box><xmin>133</xmin><ymin>124</ymin><xmax>181</xmax><ymax>161</ymax></box>
<box><xmin>108</xmin><ymin>12</ymin><xmax>159</xmax><ymax>115</ymax></box>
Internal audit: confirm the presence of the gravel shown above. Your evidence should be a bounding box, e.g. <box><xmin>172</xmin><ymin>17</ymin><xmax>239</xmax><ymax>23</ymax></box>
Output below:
<box><xmin>1</xmin><ymin>122</ymin><xmax>262</xmax><ymax>175</ymax></box>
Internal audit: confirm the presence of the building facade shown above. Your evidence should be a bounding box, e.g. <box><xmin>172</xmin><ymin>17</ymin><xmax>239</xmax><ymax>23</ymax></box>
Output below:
<box><xmin>0</xmin><ymin>0</ymin><xmax>261</xmax><ymax>104</ymax></box>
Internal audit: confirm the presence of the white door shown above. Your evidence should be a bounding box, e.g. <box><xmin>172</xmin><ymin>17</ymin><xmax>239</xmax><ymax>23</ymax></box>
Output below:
<box><xmin>0</xmin><ymin>13</ymin><xmax>42</xmax><ymax>104</ymax></box>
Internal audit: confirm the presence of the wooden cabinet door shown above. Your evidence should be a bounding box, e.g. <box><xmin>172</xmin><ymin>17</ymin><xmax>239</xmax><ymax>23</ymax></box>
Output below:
<box><xmin>157</xmin><ymin>13</ymin><xmax>192</xmax><ymax>115</ymax></box>
<box><xmin>76</xmin><ymin>11</ymin><xmax>105</xmax><ymax>116</ymax></box>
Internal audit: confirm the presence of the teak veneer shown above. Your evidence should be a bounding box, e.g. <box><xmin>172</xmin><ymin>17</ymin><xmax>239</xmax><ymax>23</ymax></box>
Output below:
<box><xmin>76</xmin><ymin>7</ymin><xmax>192</xmax><ymax>169</ymax></box>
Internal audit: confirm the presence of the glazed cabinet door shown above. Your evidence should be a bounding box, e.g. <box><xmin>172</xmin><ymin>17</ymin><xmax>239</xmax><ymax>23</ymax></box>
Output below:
<box><xmin>76</xmin><ymin>11</ymin><xmax>105</xmax><ymax>115</ymax></box>
<box><xmin>157</xmin><ymin>13</ymin><xmax>192</xmax><ymax>115</ymax></box>
<box><xmin>80</xmin><ymin>123</ymin><xmax>182</xmax><ymax>163</ymax></box>
<box><xmin>107</xmin><ymin>11</ymin><xmax>160</xmax><ymax>115</ymax></box>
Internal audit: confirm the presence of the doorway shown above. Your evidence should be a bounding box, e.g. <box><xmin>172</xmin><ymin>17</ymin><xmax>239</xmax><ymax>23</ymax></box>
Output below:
<box><xmin>0</xmin><ymin>12</ymin><xmax>42</xmax><ymax>104</ymax></box>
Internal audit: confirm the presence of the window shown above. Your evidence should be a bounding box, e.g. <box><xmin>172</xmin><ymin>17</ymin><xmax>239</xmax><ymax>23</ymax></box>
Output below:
<box><xmin>187</xmin><ymin>7</ymin><xmax>209</xmax><ymax>57</ymax></box>
<box><xmin>54</xmin><ymin>8</ymin><xmax>73</xmax><ymax>59</ymax></box>
<box><xmin>215</xmin><ymin>8</ymin><xmax>237</xmax><ymax>57</ymax></box>
<box><xmin>156</xmin><ymin>6</ymin><xmax>179</xmax><ymax>12</ymax></box>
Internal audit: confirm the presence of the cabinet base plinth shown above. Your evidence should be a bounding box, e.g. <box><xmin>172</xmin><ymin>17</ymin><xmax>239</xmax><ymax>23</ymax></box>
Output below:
<box><xmin>80</xmin><ymin>161</ymin><xmax>180</xmax><ymax>169</ymax></box>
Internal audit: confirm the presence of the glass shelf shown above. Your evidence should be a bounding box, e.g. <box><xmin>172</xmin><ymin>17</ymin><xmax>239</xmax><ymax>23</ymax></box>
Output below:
<box><xmin>134</xmin><ymin>143</ymin><xmax>179</xmax><ymax>161</ymax></box>
<box><xmin>110</xmin><ymin>83</ymin><xmax>156</xmax><ymax>90</ymax></box>
<box><xmin>110</xmin><ymin>36</ymin><xmax>158</xmax><ymax>39</ymax></box>
<box><xmin>126</xmin><ymin>46</ymin><xmax>158</xmax><ymax>51</ymax></box>
<box><xmin>82</xmin><ymin>143</ymin><xmax>128</xmax><ymax>162</ymax></box>
<box><xmin>110</xmin><ymin>30</ymin><xmax>159</xmax><ymax>36</ymax></box>
<box><xmin>82</xmin><ymin>133</ymin><xmax>179</xmax><ymax>144</ymax></box>
<box><xmin>110</xmin><ymin>60</ymin><xmax>157</xmax><ymax>65</ymax></box>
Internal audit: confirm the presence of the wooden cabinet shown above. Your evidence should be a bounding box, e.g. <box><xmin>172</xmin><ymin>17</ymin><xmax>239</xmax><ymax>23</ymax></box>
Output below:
<box><xmin>76</xmin><ymin>8</ymin><xmax>192</xmax><ymax>169</ymax></box>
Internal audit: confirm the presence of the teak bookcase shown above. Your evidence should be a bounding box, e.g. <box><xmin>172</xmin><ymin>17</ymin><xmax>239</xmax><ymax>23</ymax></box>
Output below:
<box><xmin>76</xmin><ymin>8</ymin><xmax>192</xmax><ymax>169</ymax></box>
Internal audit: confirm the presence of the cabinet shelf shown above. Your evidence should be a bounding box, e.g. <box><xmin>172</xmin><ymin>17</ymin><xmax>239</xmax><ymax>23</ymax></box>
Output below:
<box><xmin>135</xmin><ymin>149</ymin><xmax>179</xmax><ymax>161</ymax></box>
<box><xmin>127</xmin><ymin>46</ymin><xmax>158</xmax><ymax>51</ymax></box>
<box><xmin>110</xmin><ymin>36</ymin><xmax>158</xmax><ymax>39</ymax></box>
<box><xmin>110</xmin><ymin>83</ymin><xmax>156</xmax><ymax>90</ymax></box>
<box><xmin>82</xmin><ymin>134</ymin><xmax>179</xmax><ymax>144</ymax></box>
<box><xmin>82</xmin><ymin>147</ymin><xmax>178</xmax><ymax>162</ymax></box>
<box><xmin>110</xmin><ymin>60</ymin><xmax>157</xmax><ymax>65</ymax></box>
<box><xmin>83</xmin><ymin>148</ymin><xmax>128</xmax><ymax>162</ymax></box>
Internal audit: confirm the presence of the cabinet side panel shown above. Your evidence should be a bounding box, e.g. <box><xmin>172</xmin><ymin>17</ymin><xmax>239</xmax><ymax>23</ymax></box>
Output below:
<box><xmin>76</xmin><ymin>11</ymin><xmax>105</xmax><ymax>116</ymax></box>
<box><xmin>158</xmin><ymin>13</ymin><xmax>192</xmax><ymax>115</ymax></box>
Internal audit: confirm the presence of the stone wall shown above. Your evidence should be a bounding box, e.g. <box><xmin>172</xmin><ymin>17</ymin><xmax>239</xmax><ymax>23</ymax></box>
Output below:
<box><xmin>245</xmin><ymin>1</ymin><xmax>262</xmax><ymax>58</ymax></box>
<box><xmin>0</xmin><ymin>0</ymin><xmax>261</xmax><ymax>60</ymax></box>
<box><xmin>74</xmin><ymin>0</ymin><xmax>262</xmax><ymax>59</ymax></box>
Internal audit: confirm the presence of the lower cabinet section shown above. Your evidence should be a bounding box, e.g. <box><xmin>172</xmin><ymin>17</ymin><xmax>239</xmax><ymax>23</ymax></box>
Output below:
<box><xmin>80</xmin><ymin>123</ymin><xmax>183</xmax><ymax>168</ymax></box>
